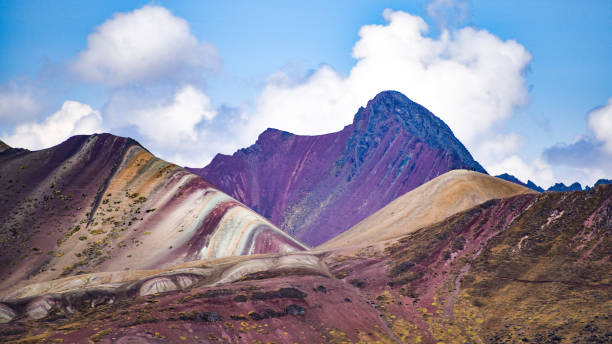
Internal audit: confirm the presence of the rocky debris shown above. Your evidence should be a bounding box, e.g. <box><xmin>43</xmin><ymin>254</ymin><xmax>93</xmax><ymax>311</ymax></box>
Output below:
<box><xmin>139</xmin><ymin>277</ymin><xmax>178</xmax><ymax>296</ymax></box>
<box><xmin>175</xmin><ymin>274</ymin><xmax>199</xmax><ymax>289</ymax></box>
<box><xmin>0</xmin><ymin>304</ymin><xmax>16</xmax><ymax>323</ymax></box>
<box><xmin>177</xmin><ymin>311</ymin><xmax>222</xmax><ymax>322</ymax></box>
<box><xmin>233</xmin><ymin>294</ymin><xmax>247</xmax><ymax>302</ymax></box>
<box><xmin>285</xmin><ymin>304</ymin><xmax>306</xmax><ymax>316</ymax></box>
<box><xmin>251</xmin><ymin>287</ymin><xmax>307</xmax><ymax>300</ymax></box>
<box><xmin>248</xmin><ymin>306</ymin><xmax>303</xmax><ymax>321</ymax></box>
<box><xmin>349</xmin><ymin>278</ymin><xmax>367</xmax><ymax>288</ymax></box>
<box><xmin>26</xmin><ymin>296</ymin><xmax>58</xmax><ymax>320</ymax></box>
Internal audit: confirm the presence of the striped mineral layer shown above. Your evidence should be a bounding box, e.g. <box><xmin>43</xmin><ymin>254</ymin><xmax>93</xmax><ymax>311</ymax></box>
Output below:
<box><xmin>0</xmin><ymin>134</ymin><xmax>307</xmax><ymax>291</ymax></box>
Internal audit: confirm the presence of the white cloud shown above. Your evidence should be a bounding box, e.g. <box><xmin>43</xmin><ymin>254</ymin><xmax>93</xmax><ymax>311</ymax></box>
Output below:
<box><xmin>486</xmin><ymin>154</ymin><xmax>555</xmax><ymax>188</ymax></box>
<box><xmin>106</xmin><ymin>85</ymin><xmax>216</xmax><ymax>148</ymax></box>
<box><xmin>72</xmin><ymin>5</ymin><xmax>219</xmax><ymax>86</ymax></box>
<box><xmin>426</xmin><ymin>0</ymin><xmax>470</xmax><ymax>28</ymax></box>
<box><xmin>239</xmin><ymin>9</ymin><xmax>531</xmax><ymax>151</ymax></box>
<box><xmin>0</xmin><ymin>88</ymin><xmax>41</xmax><ymax>123</ymax></box>
<box><xmin>1</xmin><ymin>101</ymin><xmax>104</xmax><ymax>150</ymax></box>
<box><xmin>476</xmin><ymin>133</ymin><xmax>525</xmax><ymax>159</ymax></box>
<box><xmin>587</xmin><ymin>97</ymin><xmax>612</xmax><ymax>153</ymax></box>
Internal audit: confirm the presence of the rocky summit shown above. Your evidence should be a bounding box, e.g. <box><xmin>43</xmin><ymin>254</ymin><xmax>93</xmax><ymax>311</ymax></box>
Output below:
<box><xmin>191</xmin><ymin>91</ymin><xmax>485</xmax><ymax>246</ymax></box>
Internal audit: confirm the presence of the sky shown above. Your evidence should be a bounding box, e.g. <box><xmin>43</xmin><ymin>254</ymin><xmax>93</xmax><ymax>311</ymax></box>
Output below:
<box><xmin>1</xmin><ymin>0</ymin><xmax>611</xmax><ymax>188</ymax></box>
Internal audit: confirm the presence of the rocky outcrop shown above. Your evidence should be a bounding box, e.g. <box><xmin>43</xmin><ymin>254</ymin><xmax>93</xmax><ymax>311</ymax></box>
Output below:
<box><xmin>193</xmin><ymin>91</ymin><xmax>485</xmax><ymax>245</ymax></box>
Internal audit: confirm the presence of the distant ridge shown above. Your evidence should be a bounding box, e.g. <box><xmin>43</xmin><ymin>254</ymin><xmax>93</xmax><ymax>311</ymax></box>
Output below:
<box><xmin>496</xmin><ymin>172</ymin><xmax>611</xmax><ymax>191</ymax></box>
<box><xmin>495</xmin><ymin>173</ymin><xmax>544</xmax><ymax>192</ymax></box>
<box><xmin>192</xmin><ymin>90</ymin><xmax>486</xmax><ymax>246</ymax></box>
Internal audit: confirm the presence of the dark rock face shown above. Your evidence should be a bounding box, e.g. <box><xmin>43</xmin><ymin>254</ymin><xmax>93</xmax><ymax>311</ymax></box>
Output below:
<box><xmin>594</xmin><ymin>178</ymin><xmax>612</xmax><ymax>187</ymax></box>
<box><xmin>192</xmin><ymin>91</ymin><xmax>485</xmax><ymax>246</ymax></box>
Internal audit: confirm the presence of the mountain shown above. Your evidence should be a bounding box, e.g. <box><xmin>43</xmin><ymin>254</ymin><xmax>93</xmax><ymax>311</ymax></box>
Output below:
<box><xmin>319</xmin><ymin>170</ymin><xmax>536</xmax><ymax>249</ymax></box>
<box><xmin>0</xmin><ymin>134</ymin><xmax>306</xmax><ymax>291</ymax></box>
<box><xmin>2</xmin><ymin>181</ymin><xmax>609</xmax><ymax>343</ymax></box>
<box><xmin>495</xmin><ymin>173</ymin><xmax>544</xmax><ymax>192</ymax></box>
<box><xmin>191</xmin><ymin>91</ymin><xmax>486</xmax><ymax>246</ymax></box>
<box><xmin>548</xmin><ymin>181</ymin><xmax>583</xmax><ymax>192</ymax></box>
<box><xmin>497</xmin><ymin>172</ymin><xmax>612</xmax><ymax>191</ymax></box>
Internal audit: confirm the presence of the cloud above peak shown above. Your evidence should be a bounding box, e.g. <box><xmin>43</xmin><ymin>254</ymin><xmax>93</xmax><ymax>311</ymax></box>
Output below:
<box><xmin>245</xmin><ymin>9</ymin><xmax>531</xmax><ymax>148</ymax></box>
<box><xmin>105</xmin><ymin>85</ymin><xmax>216</xmax><ymax>148</ymax></box>
<box><xmin>71</xmin><ymin>5</ymin><xmax>219</xmax><ymax>86</ymax></box>
<box><xmin>2</xmin><ymin>100</ymin><xmax>104</xmax><ymax>150</ymax></box>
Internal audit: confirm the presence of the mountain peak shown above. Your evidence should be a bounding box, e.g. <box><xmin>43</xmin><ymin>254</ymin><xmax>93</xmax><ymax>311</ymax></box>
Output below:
<box><xmin>196</xmin><ymin>90</ymin><xmax>487</xmax><ymax>245</ymax></box>
<box><xmin>345</xmin><ymin>90</ymin><xmax>486</xmax><ymax>174</ymax></box>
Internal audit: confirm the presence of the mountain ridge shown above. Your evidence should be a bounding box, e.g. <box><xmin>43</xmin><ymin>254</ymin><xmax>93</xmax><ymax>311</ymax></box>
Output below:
<box><xmin>0</xmin><ymin>133</ymin><xmax>306</xmax><ymax>291</ymax></box>
<box><xmin>192</xmin><ymin>90</ymin><xmax>486</xmax><ymax>246</ymax></box>
<box><xmin>496</xmin><ymin>172</ymin><xmax>611</xmax><ymax>192</ymax></box>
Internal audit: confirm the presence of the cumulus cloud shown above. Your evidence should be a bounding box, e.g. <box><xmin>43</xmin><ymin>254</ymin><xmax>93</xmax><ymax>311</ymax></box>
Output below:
<box><xmin>544</xmin><ymin>136</ymin><xmax>605</xmax><ymax>166</ymax></box>
<box><xmin>587</xmin><ymin>98</ymin><xmax>612</xmax><ymax>153</ymax></box>
<box><xmin>1</xmin><ymin>101</ymin><xmax>104</xmax><ymax>150</ymax></box>
<box><xmin>0</xmin><ymin>87</ymin><xmax>41</xmax><ymax>123</ymax></box>
<box><xmin>486</xmin><ymin>155</ymin><xmax>555</xmax><ymax>188</ymax></box>
<box><xmin>476</xmin><ymin>133</ymin><xmax>524</xmax><ymax>159</ymax></box>
<box><xmin>239</xmin><ymin>9</ymin><xmax>531</xmax><ymax>150</ymax></box>
<box><xmin>540</xmin><ymin>99</ymin><xmax>612</xmax><ymax>186</ymax></box>
<box><xmin>71</xmin><ymin>5</ymin><xmax>219</xmax><ymax>86</ymax></box>
<box><xmin>105</xmin><ymin>85</ymin><xmax>216</xmax><ymax>148</ymax></box>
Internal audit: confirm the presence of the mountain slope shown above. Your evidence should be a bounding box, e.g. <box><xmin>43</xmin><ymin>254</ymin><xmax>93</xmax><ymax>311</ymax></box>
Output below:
<box><xmin>0</xmin><ymin>134</ymin><xmax>306</xmax><ymax>290</ymax></box>
<box><xmin>0</xmin><ymin>140</ymin><xmax>10</xmax><ymax>153</ymax></box>
<box><xmin>192</xmin><ymin>91</ymin><xmax>486</xmax><ymax>246</ymax></box>
<box><xmin>1</xmin><ymin>183</ymin><xmax>609</xmax><ymax>343</ymax></box>
<box><xmin>320</xmin><ymin>170</ymin><xmax>536</xmax><ymax>249</ymax></box>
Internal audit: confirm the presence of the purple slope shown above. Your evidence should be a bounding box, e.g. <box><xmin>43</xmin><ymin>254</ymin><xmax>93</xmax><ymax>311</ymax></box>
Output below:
<box><xmin>190</xmin><ymin>91</ymin><xmax>486</xmax><ymax>246</ymax></box>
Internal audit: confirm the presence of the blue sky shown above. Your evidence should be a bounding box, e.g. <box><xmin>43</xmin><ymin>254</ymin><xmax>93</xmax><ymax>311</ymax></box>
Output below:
<box><xmin>1</xmin><ymin>0</ymin><xmax>611</xmax><ymax>187</ymax></box>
